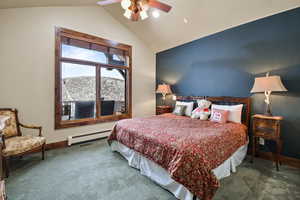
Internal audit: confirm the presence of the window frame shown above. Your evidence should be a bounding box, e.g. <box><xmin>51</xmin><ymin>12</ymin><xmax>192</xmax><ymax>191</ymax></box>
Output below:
<box><xmin>55</xmin><ymin>27</ymin><xmax>132</xmax><ymax>129</ymax></box>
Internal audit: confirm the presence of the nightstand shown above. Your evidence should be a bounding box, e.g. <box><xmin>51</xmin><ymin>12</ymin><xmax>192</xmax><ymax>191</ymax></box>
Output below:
<box><xmin>251</xmin><ymin>114</ymin><xmax>283</xmax><ymax>171</ymax></box>
<box><xmin>156</xmin><ymin>105</ymin><xmax>172</xmax><ymax>115</ymax></box>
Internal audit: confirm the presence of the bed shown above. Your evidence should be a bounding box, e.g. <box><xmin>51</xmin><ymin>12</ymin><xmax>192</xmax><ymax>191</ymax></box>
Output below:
<box><xmin>108</xmin><ymin>96</ymin><xmax>251</xmax><ymax>200</ymax></box>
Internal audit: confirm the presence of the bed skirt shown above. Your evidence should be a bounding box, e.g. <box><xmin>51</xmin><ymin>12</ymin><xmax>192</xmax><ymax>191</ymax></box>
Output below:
<box><xmin>111</xmin><ymin>141</ymin><xmax>248</xmax><ymax>200</ymax></box>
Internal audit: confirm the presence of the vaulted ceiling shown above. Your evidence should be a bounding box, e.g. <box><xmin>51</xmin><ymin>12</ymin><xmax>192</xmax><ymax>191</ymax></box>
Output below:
<box><xmin>1</xmin><ymin>0</ymin><xmax>300</xmax><ymax>52</ymax></box>
<box><xmin>103</xmin><ymin>0</ymin><xmax>300</xmax><ymax>52</ymax></box>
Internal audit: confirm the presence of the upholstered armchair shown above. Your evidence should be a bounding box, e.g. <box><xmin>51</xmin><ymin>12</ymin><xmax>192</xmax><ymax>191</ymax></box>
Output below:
<box><xmin>0</xmin><ymin>108</ymin><xmax>46</xmax><ymax>177</ymax></box>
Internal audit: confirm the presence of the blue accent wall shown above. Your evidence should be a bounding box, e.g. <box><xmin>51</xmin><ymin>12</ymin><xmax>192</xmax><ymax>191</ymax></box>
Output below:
<box><xmin>156</xmin><ymin>7</ymin><xmax>300</xmax><ymax>159</ymax></box>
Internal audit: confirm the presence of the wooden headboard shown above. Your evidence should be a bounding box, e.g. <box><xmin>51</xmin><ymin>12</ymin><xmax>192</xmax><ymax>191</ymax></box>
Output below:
<box><xmin>176</xmin><ymin>96</ymin><xmax>251</xmax><ymax>127</ymax></box>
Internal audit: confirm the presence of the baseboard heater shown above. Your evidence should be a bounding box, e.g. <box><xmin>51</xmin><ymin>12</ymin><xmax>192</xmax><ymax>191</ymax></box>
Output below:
<box><xmin>67</xmin><ymin>130</ymin><xmax>111</xmax><ymax>146</ymax></box>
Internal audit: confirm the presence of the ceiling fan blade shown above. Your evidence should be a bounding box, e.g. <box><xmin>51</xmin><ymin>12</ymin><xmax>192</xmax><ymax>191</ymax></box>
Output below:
<box><xmin>97</xmin><ymin>0</ymin><xmax>122</xmax><ymax>6</ymax></box>
<box><xmin>131</xmin><ymin>12</ymin><xmax>139</xmax><ymax>21</ymax></box>
<box><xmin>148</xmin><ymin>0</ymin><xmax>172</xmax><ymax>12</ymax></box>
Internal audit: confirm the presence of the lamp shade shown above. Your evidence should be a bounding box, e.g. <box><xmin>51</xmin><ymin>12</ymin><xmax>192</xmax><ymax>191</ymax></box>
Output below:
<box><xmin>250</xmin><ymin>75</ymin><xmax>287</xmax><ymax>93</ymax></box>
<box><xmin>156</xmin><ymin>84</ymin><xmax>172</xmax><ymax>94</ymax></box>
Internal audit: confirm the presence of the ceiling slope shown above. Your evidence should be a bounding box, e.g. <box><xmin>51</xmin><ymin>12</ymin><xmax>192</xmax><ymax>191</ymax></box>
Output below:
<box><xmin>1</xmin><ymin>0</ymin><xmax>300</xmax><ymax>52</ymax></box>
<box><xmin>104</xmin><ymin>0</ymin><xmax>300</xmax><ymax>52</ymax></box>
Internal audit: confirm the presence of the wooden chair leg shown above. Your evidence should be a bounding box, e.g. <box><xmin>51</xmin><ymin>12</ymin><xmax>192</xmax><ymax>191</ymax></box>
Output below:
<box><xmin>3</xmin><ymin>157</ymin><xmax>9</xmax><ymax>178</ymax></box>
<box><xmin>42</xmin><ymin>144</ymin><xmax>45</xmax><ymax>160</ymax></box>
<box><xmin>1</xmin><ymin>157</ymin><xmax>5</xmax><ymax>179</ymax></box>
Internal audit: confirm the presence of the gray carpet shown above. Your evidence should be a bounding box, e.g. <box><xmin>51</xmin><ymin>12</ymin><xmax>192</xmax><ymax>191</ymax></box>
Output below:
<box><xmin>6</xmin><ymin>139</ymin><xmax>300</xmax><ymax>200</ymax></box>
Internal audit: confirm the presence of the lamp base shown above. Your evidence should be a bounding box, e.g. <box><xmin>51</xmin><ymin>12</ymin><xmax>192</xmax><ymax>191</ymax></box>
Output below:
<box><xmin>162</xmin><ymin>94</ymin><xmax>166</xmax><ymax>106</ymax></box>
<box><xmin>264</xmin><ymin>112</ymin><xmax>273</xmax><ymax>116</ymax></box>
<box><xmin>265</xmin><ymin>103</ymin><xmax>272</xmax><ymax>116</ymax></box>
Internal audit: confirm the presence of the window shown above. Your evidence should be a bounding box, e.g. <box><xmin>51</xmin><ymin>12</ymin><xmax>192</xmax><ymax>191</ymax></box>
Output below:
<box><xmin>55</xmin><ymin>28</ymin><xmax>132</xmax><ymax>129</ymax></box>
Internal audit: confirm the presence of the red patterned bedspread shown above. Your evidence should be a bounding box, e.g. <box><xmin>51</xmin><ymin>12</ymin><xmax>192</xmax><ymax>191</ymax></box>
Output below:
<box><xmin>108</xmin><ymin>113</ymin><xmax>248</xmax><ymax>200</ymax></box>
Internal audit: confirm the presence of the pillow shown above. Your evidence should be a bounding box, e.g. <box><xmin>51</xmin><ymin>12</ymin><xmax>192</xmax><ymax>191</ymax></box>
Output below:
<box><xmin>211</xmin><ymin>104</ymin><xmax>243</xmax><ymax>123</ymax></box>
<box><xmin>175</xmin><ymin>101</ymin><xmax>194</xmax><ymax>116</ymax></box>
<box><xmin>173</xmin><ymin>105</ymin><xmax>186</xmax><ymax>116</ymax></box>
<box><xmin>0</xmin><ymin>115</ymin><xmax>10</xmax><ymax>130</ymax></box>
<box><xmin>210</xmin><ymin>109</ymin><xmax>229</xmax><ymax>123</ymax></box>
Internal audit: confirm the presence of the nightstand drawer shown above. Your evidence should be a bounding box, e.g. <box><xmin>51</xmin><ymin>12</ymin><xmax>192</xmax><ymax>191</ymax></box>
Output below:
<box><xmin>253</xmin><ymin>118</ymin><xmax>281</xmax><ymax>138</ymax></box>
<box><xmin>255</xmin><ymin>131</ymin><xmax>276</xmax><ymax>140</ymax></box>
<box><xmin>156</xmin><ymin>106</ymin><xmax>172</xmax><ymax>115</ymax></box>
<box><xmin>253</xmin><ymin>118</ymin><xmax>278</xmax><ymax>128</ymax></box>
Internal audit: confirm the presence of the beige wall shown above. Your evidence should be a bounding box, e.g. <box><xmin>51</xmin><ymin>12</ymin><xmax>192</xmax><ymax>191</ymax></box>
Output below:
<box><xmin>0</xmin><ymin>6</ymin><xmax>156</xmax><ymax>143</ymax></box>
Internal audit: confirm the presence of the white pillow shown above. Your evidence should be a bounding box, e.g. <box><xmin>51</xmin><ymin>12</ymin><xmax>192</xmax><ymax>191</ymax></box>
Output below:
<box><xmin>0</xmin><ymin>115</ymin><xmax>10</xmax><ymax>130</ymax></box>
<box><xmin>175</xmin><ymin>101</ymin><xmax>194</xmax><ymax>116</ymax></box>
<box><xmin>211</xmin><ymin>104</ymin><xmax>243</xmax><ymax>123</ymax></box>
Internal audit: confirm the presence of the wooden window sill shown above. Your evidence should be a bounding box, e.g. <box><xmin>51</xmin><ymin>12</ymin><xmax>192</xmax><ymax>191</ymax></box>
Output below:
<box><xmin>55</xmin><ymin>114</ymin><xmax>131</xmax><ymax>129</ymax></box>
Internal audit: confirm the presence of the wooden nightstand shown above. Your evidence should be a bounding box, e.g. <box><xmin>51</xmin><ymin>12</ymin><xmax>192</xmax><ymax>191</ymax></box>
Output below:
<box><xmin>251</xmin><ymin>114</ymin><xmax>283</xmax><ymax>171</ymax></box>
<box><xmin>156</xmin><ymin>106</ymin><xmax>172</xmax><ymax>115</ymax></box>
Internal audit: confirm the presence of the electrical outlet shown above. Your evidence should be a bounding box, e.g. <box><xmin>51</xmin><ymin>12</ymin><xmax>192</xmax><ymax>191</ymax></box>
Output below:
<box><xmin>259</xmin><ymin>138</ymin><xmax>265</xmax><ymax>145</ymax></box>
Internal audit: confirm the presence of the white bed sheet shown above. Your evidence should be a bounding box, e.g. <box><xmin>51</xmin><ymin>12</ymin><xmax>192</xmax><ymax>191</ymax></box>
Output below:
<box><xmin>111</xmin><ymin>141</ymin><xmax>248</xmax><ymax>200</ymax></box>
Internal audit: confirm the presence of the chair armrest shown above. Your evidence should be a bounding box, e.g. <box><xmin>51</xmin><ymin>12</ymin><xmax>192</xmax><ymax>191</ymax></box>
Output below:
<box><xmin>19</xmin><ymin>123</ymin><xmax>43</xmax><ymax>137</ymax></box>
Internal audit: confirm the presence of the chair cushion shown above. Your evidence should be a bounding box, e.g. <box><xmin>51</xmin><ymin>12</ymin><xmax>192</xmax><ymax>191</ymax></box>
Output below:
<box><xmin>0</xmin><ymin>110</ymin><xmax>18</xmax><ymax>138</ymax></box>
<box><xmin>3</xmin><ymin>136</ymin><xmax>46</xmax><ymax>157</ymax></box>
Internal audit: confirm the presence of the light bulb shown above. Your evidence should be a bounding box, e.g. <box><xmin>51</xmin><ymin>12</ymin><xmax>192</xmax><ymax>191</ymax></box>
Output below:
<box><xmin>139</xmin><ymin>0</ymin><xmax>149</xmax><ymax>11</ymax></box>
<box><xmin>183</xmin><ymin>18</ymin><xmax>188</xmax><ymax>24</ymax></box>
<box><xmin>121</xmin><ymin>0</ymin><xmax>131</xmax><ymax>10</ymax></box>
<box><xmin>152</xmin><ymin>10</ymin><xmax>160</xmax><ymax>18</ymax></box>
<box><xmin>124</xmin><ymin>9</ymin><xmax>132</xmax><ymax>19</ymax></box>
<box><xmin>140</xmin><ymin>10</ymin><xmax>148</xmax><ymax>20</ymax></box>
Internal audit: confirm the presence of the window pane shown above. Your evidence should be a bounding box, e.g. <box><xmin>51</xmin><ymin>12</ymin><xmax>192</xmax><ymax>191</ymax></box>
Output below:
<box><xmin>99</xmin><ymin>68</ymin><xmax>126</xmax><ymax>116</ymax></box>
<box><xmin>61</xmin><ymin>63</ymin><xmax>96</xmax><ymax>120</ymax></box>
<box><xmin>62</xmin><ymin>44</ymin><xmax>107</xmax><ymax>64</ymax></box>
<box><xmin>108</xmin><ymin>54</ymin><xmax>128</xmax><ymax>66</ymax></box>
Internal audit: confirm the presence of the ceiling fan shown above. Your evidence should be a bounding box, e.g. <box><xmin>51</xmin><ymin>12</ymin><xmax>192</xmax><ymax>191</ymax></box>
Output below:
<box><xmin>97</xmin><ymin>0</ymin><xmax>172</xmax><ymax>21</ymax></box>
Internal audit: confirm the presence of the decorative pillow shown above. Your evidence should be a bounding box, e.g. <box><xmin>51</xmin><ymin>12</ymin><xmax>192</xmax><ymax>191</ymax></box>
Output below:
<box><xmin>175</xmin><ymin>101</ymin><xmax>194</xmax><ymax>116</ymax></box>
<box><xmin>0</xmin><ymin>110</ymin><xmax>18</xmax><ymax>137</ymax></box>
<box><xmin>173</xmin><ymin>105</ymin><xmax>186</xmax><ymax>116</ymax></box>
<box><xmin>210</xmin><ymin>109</ymin><xmax>229</xmax><ymax>123</ymax></box>
<box><xmin>0</xmin><ymin>115</ymin><xmax>10</xmax><ymax>130</ymax></box>
<box><xmin>211</xmin><ymin>104</ymin><xmax>243</xmax><ymax>123</ymax></box>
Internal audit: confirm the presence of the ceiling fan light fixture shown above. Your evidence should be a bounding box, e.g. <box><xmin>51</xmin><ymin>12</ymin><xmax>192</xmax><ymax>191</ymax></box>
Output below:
<box><xmin>139</xmin><ymin>0</ymin><xmax>149</xmax><ymax>11</ymax></box>
<box><xmin>121</xmin><ymin>0</ymin><xmax>131</xmax><ymax>10</ymax></box>
<box><xmin>96</xmin><ymin>0</ymin><xmax>172</xmax><ymax>21</ymax></box>
<box><xmin>140</xmin><ymin>10</ymin><xmax>149</xmax><ymax>20</ymax></box>
<box><xmin>124</xmin><ymin>9</ymin><xmax>132</xmax><ymax>19</ymax></box>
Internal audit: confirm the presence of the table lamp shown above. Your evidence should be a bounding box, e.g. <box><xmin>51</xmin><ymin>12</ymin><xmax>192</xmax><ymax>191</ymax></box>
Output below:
<box><xmin>250</xmin><ymin>73</ymin><xmax>287</xmax><ymax>116</ymax></box>
<box><xmin>156</xmin><ymin>84</ymin><xmax>172</xmax><ymax>105</ymax></box>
